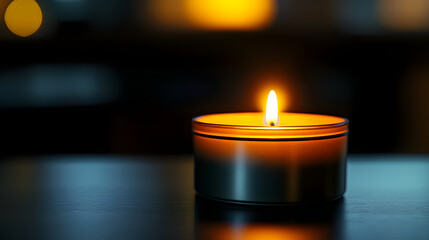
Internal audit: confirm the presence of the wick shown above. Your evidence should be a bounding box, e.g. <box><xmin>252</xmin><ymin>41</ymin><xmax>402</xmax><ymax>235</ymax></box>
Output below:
<box><xmin>270</xmin><ymin>122</ymin><xmax>275</xmax><ymax>126</ymax></box>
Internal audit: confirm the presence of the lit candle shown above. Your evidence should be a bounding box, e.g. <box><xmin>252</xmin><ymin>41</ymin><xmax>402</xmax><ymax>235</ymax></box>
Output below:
<box><xmin>192</xmin><ymin>90</ymin><xmax>349</xmax><ymax>204</ymax></box>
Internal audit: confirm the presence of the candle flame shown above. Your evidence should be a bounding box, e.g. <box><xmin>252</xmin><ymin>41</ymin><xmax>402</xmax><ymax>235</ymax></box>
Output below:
<box><xmin>265</xmin><ymin>90</ymin><xmax>279</xmax><ymax>126</ymax></box>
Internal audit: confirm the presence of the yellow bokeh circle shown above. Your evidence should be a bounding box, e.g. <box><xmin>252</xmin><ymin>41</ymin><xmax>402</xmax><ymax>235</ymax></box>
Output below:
<box><xmin>184</xmin><ymin>0</ymin><xmax>275</xmax><ymax>30</ymax></box>
<box><xmin>4</xmin><ymin>0</ymin><xmax>43</xmax><ymax>37</ymax></box>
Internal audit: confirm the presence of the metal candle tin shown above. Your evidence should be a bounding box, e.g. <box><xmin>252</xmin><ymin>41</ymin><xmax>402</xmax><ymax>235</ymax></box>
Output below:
<box><xmin>192</xmin><ymin>112</ymin><xmax>349</xmax><ymax>205</ymax></box>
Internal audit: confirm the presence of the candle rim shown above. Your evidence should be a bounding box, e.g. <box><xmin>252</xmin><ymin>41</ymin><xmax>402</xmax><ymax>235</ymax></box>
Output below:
<box><xmin>193</xmin><ymin>112</ymin><xmax>348</xmax><ymax>130</ymax></box>
<box><xmin>192</xmin><ymin>112</ymin><xmax>349</xmax><ymax>140</ymax></box>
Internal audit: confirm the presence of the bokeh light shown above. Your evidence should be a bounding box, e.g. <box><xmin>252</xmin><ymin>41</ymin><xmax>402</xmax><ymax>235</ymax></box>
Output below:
<box><xmin>148</xmin><ymin>0</ymin><xmax>275</xmax><ymax>30</ymax></box>
<box><xmin>147</xmin><ymin>0</ymin><xmax>188</xmax><ymax>29</ymax></box>
<box><xmin>4</xmin><ymin>0</ymin><xmax>42</xmax><ymax>37</ymax></box>
<box><xmin>184</xmin><ymin>0</ymin><xmax>276</xmax><ymax>30</ymax></box>
<box><xmin>379</xmin><ymin>0</ymin><xmax>429</xmax><ymax>31</ymax></box>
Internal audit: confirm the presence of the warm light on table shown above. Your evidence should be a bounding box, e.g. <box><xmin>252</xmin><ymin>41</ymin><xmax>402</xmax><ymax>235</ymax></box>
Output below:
<box><xmin>193</xmin><ymin>90</ymin><xmax>349</xmax><ymax>204</ymax></box>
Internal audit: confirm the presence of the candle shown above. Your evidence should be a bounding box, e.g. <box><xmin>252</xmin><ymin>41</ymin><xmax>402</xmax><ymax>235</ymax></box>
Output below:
<box><xmin>192</xmin><ymin>90</ymin><xmax>349</xmax><ymax>204</ymax></box>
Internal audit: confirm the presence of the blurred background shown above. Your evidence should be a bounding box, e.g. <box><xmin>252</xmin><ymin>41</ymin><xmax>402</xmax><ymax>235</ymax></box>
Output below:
<box><xmin>0</xmin><ymin>0</ymin><xmax>428</xmax><ymax>156</ymax></box>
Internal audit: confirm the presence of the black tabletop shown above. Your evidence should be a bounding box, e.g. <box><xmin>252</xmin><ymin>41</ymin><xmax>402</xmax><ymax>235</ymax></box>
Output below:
<box><xmin>1</xmin><ymin>155</ymin><xmax>428</xmax><ymax>240</ymax></box>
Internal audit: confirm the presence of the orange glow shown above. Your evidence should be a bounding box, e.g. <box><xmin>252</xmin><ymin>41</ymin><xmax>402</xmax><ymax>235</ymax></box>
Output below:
<box><xmin>379</xmin><ymin>0</ymin><xmax>429</xmax><ymax>31</ymax></box>
<box><xmin>194</xmin><ymin>134</ymin><xmax>348</xmax><ymax>165</ymax></box>
<box><xmin>265</xmin><ymin>90</ymin><xmax>279</xmax><ymax>126</ymax></box>
<box><xmin>256</xmin><ymin>83</ymin><xmax>288</xmax><ymax>115</ymax></box>
<box><xmin>197</xmin><ymin>223</ymin><xmax>331</xmax><ymax>240</ymax></box>
<box><xmin>193</xmin><ymin>113</ymin><xmax>348</xmax><ymax>165</ymax></box>
<box><xmin>195</xmin><ymin>112</ymin><xmax>346</xmax><ymax>127</ymax></box>
<box><xmin>4</xmin><ymin>0</ymin><xmax>42</xmax><ymax>37</ymax></box>
<box><xmin>184</xmin><ymin>0</ymin><xmax>275</xmax><ymax>30</ymax></box>
<box><xmin>147</xmin><ymin>0</ymin><xmax>188</xmax><ymax>29</ymax></box>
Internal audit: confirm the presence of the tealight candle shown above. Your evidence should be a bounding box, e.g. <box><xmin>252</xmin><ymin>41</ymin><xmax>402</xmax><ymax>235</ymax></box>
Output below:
<box><xmin>193</xmin><ymin>90</ymin><xmax>349</xmax><ymax>205</ymax></box>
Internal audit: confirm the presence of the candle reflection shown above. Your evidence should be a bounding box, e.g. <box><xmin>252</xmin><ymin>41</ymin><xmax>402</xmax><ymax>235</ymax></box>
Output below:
<box><xmin>195</xmin><ymin>195</ymin><xmax>344</xmax><ymax>240</ymax></box>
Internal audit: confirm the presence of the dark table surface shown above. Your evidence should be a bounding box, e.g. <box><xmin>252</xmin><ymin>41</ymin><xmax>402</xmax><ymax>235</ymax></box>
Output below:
<box><xmin>1</xmin><ymin>154</ymin><xmax>428</xmax><ymax>240</ymax></box>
